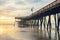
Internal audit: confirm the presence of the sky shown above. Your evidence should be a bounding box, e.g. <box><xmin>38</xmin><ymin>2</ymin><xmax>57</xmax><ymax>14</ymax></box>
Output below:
<box><xmin>0</xmin><ymin>0</ymin><xmax>55</xmax><ymax>17</ymax></box>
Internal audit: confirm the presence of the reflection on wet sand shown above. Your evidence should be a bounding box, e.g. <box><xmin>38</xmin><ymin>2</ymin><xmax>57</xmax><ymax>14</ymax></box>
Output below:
<box><xmin>0</xmin><ymin>26</ymin><xmax>19</xmax><ymax>40</ymax></box>
<box><xmin>0</xmin><ymin>26</ymin><xmax>60</xmax><ymax>40</ymax></box>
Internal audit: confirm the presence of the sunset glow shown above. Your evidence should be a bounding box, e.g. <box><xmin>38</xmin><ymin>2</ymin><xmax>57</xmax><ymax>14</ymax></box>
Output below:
<box><xmin>0</xmin><ymin>16</ymin><xmax>16</xmax><ymax>35</ymax></box>
<box><xmin>0</xmin><ymin>16</ymin><xmax>15</xmax><ymax>24</ymax></box>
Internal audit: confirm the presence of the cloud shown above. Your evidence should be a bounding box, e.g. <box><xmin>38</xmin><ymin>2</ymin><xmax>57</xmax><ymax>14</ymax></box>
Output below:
<box><xmin>15</xmin><ymin>0</ymin><xmax>42</xmax><ymax>5</ymax></box>
<box><xmin>0</xmin><ymin>0</ymin><xmax>7</xmax><ymax>5</ymax></box>
<box><xmin>15</xmin><ymin>0</ymin><xmax>26</xmax><ymax>5</ymax></box>
<box><xmin>0</xmin><ymin>0</ymin><xmax>55</xmax><ymax>17</ymax></box>
<box><xmin>33</xmin><ymin>0</ymin><xmax>42</xmax><ymax>3</ymax></box>
<box><xmin>26</xmin><ymin>0</ymin><xmax>42</xmax><ymax>3</ymax></box>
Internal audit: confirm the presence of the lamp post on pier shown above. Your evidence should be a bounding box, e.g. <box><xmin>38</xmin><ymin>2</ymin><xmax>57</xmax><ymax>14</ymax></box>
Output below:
<box><xmin>31</xmin><ymin>7</ymin><xmax>34</xmax><ymax>29</ymax></box>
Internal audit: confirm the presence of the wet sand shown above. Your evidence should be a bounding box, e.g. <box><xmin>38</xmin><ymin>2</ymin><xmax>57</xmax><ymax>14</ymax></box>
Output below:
<box><xmin>0</xmin><ymin>26</ymin><xmax>59</xmax><ymax>40</ymax></box>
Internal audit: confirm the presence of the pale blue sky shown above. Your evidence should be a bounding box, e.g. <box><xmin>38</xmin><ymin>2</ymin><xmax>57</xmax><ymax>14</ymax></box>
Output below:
<box><xmin>0</xmin><ymin>0</ymin><xmax>55</xmax><ymax>17</ymax></box>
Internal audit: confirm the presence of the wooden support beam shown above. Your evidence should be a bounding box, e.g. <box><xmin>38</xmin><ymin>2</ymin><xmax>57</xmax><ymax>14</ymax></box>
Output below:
<box><xmin>57</xmin><ymin>13</ymin><xmax>60</xmax><ymax>40</ymax></box>
<box><xmin>43</xmin><ymin>17</ymin><xmax>46</xmax><ymax>30</ymax></box>
<box><xmin>54</xmin><ymin>14</ymin><xmax>58</xmax><ymax>40</ymax></box>
<box><xmin>40</xmin><ymin>17</ymin><xmax>43</xmax><ymax>31</ymax></box>
<box><xmin>47</xmin><ymin>15</ymin><xmax>51</xmax><ymax>39</ymax></box>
